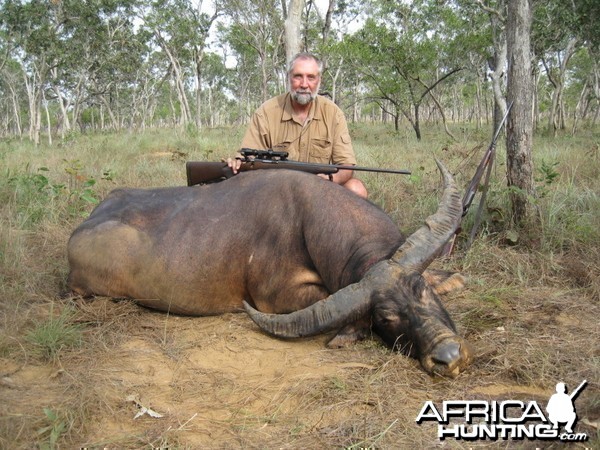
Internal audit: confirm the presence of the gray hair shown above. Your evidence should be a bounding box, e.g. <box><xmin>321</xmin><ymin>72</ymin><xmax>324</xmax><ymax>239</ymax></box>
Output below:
<box><xmin>287</xmin><ymin>52</ymin><xmax>323</xmax><ymax>76</ymax></box>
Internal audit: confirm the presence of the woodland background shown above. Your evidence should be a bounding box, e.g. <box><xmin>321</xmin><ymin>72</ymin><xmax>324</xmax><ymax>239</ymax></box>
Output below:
<box><xmin>0</xmin><ymin>0</ymin><xmax>598</xmax><ymax>144</ymax></box>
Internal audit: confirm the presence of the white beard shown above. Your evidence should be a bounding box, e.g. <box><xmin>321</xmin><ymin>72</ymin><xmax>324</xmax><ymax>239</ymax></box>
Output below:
<box><xmin>292</xmin><ymin>90</ymin><xmax>316</xmax><ymax>105</ymax></box>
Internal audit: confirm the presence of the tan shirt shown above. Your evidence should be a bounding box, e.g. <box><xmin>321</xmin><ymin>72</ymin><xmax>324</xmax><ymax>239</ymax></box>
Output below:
<box><xmin>240</xmin><ymin>93</ymin><xmax>356</xmax><ymax>165</ymax></box>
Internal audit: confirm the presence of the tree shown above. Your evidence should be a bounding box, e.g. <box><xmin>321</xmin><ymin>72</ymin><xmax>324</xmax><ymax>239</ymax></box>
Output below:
<box><xmin>222</xmin><ymin>0</ymin><xmax>285</xmax><ymax>106</ymax></box>
<box><xmin>506</xmin><ymin>0</ymin><xmax>535</xmax><ymax>225</ymax></box>
<box><xmin>347</xmin><ymin>12</ymin><xmax>461</xmax><ymax>139</ymax></box>
<box><xmin>284</xmin><ymin>0</ymin><xmax>305</xmax><ymax>63</ymax></box>
<box><xmin>469</xmin><ymin>0</ymin><xmax>509</xmax><ymax>130</ymax></box>
<box><xmin>0</xmin><ymin>0</ymin><xmax>59</xmax><ymax>144</ymax></box>
<box><xmin>533</xmin><ymin>0</ymin><xmax>579</xmax><ymax>134</ymax></box>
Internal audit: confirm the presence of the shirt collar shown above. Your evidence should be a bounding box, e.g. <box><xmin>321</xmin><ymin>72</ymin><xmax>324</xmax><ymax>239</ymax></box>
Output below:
<box><xmin>282</xmin><ymin>93</ymin><xmax>321</xmax><ymax>124</ymax></box>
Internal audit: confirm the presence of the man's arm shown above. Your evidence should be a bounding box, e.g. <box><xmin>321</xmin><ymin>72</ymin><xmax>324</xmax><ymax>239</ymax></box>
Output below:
<box><xmin>330</xmin><ymin>108</ymin><xmax>356</xmax><ymax>165</ymax></box>
<box><xmin>318</xmin><ymin>169</ymin><xmax>353</xmax><ymax>184</ymax></box>
<box><xmin>241</xmin><ymin>109</ymin><xmax>270</xmax><ymax>151</ymax></box>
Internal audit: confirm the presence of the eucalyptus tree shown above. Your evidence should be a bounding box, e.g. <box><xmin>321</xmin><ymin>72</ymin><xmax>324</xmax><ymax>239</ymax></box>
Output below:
<box><xmin>143</xmin><ymin>0</ymin><xmax>221</xmax><ymax>129</ymax></box>
<box><xmin>0</xmin><ymin>59</ymin><xmax>24</xmax><ymax>137</ymax></box>
<box><xmin>470</xmin><ymin>0</ymin><xmax>508</xmax><ymax>126</ymax></box>
<box><xmin>284</xmin><ymin>0</ymin><xmax>305</xmax><ymax>63</ymax></box>
<box><xmin>221</xmin><ymin>0</ymin><xmax>286</xmax><ymax>108</ymax></box>
<box><xmin>532</xmin><ymin>0</ymin><xmax>579</xmax><ymax>134</ymax></box>
<box><xmin>71</xmin><ymin>1</ymin><xmax>146</xmax><ymax>131</ymax></box>
<box><xmin>0</xmin><ymin>0</ymin><xmax>146</xmax><ymax>139</ymax></box>
<box><xmin>218</xmin><ymin>22</ymin><xmax>260</xmax><ymax>121</ymax></box>
<box><xmin>564</xmin><ymin>0</ymin><xmax>600</xmax><ymax>130</ymax></box>
<box><xmin>198</xmin><ymin>51</ymin><xmax>237</xmax><ymax>126</ymax></box>
<box><xmin>0</xmin><ymin>0</ymin><xmax>61</xmax><ymax>143</ymax></box>
<box><xmin>305</xmin><ymin>0</ymin><xmax>373</xmax><ymax>123</ymax></box>
<box><xmin>346</xmin><ymin>3</ymin><xmax>462</xmax><ymax>140</ymax></box>
<box><xmin>532</xmin><ymin>0</ymin><xmax>599</xmax><ymax>134</ymax></box>
<box><xmin>567</xmin><ymin>48</ymin><xmax>600</xmax><ymax>130</ymax></box>
<box><xmin>434</xmin><ymin>0</ymin><xmax>494</xmax><ymax>126</ymax></box>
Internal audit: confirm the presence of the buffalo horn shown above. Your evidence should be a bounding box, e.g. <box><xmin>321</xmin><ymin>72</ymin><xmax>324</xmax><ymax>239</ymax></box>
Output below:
<box><xmin>243</xmin><ymin>267</ymin><xmax>387</xmax><ymax>338</ymax></box>
<box><xmin>390</xmin><ymin>159</ymin><xmax>462</xmax><ymax>273</ymax></box>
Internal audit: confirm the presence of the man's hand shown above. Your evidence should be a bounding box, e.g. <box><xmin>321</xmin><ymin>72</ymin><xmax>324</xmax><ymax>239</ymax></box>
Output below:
<box><xmin>319</xmin><ymin>167</ymin><xmax>354</xmax><ymax>185</ymax></box>
<box><xmin>226</xmin><ymin>157</ymin><xmax>243</xmax><ymax>174</ymax></box>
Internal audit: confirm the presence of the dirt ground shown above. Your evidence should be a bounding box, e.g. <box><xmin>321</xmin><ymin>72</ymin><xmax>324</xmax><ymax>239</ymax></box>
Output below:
<box><xmin>1</xmin><ymin>252</ymin><xmax>599</xmax><ymax>448</ymax></box>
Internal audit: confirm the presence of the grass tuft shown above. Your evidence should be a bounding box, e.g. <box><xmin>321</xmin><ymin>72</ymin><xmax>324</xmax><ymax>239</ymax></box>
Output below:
<box><xmin>26</xmin><ymin>305</ymin><xmax>84</xmax><ymax>362</ymax></box>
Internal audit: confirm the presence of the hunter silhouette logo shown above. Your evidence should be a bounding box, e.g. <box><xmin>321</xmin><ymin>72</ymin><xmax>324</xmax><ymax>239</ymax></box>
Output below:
<box><xmin>415</xmin><ymin>380</ymin><xmax>589</xmax><ymax>442</ymax></box>
<box><xmin>546</xmin><ymin>380</ymin><xmax>587</xmax><ymax>434</ymax></box>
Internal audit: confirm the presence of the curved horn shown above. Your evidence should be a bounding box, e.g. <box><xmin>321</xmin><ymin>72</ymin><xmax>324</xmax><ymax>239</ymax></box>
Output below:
<box><xmin>244</xmin><ymin>262</ymin><xmax>393</xmax><ymax>338</ymax></box>
<box><xmin>391</xmin><ymin>159</ymin><xmax>462</xmax><ymax>273</ymax></box>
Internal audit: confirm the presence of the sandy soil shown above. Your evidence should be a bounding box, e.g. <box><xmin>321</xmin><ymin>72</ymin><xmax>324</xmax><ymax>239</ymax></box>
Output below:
<box><xmin>2</xmin><ymin>275</ymin><xmax>598</xmax><ymax>449</ymax></box>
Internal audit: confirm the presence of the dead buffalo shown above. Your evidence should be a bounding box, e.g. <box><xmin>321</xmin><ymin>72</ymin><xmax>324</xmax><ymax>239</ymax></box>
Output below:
<box><xmin>67</xmin><ymin>161</ymin><xmax>472</xmax><ymax>377</ymax></box>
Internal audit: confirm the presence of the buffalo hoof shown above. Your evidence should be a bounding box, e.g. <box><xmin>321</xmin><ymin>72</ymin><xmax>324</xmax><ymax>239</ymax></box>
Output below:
<box><xmin>421</xmin><ymin>339</ymin><xmax>472</xmax><ymax>378</ymax></box>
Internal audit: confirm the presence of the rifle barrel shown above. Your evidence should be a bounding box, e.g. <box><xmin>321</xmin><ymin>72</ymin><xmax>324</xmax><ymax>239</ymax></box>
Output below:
<box><xmin>249</xmin><ymin>159</ymin><xmax>411</xmax><ymax>175</ymax></box>
<box><xmin>346</xmin><ymin>165</ymin><xmax>411</xmax><ymax>175</ymax></box>
<box><xmin>569</xmin><ymin>380</ymin><xmax>588</xmax><ymax>400</ymax></box>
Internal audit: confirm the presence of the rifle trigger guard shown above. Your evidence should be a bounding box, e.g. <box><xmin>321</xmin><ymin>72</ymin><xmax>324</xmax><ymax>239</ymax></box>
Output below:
<box><xmin>328</xmin><ymin>173</ymin><xmax>333</xmax><ymax>182</ymax></box>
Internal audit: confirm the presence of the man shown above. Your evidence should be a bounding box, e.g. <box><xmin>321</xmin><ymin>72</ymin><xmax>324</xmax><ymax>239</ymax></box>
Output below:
<box><xmin>228</xmin><ymin>52</ymin><xmax>367</xmax><ymax>198</ymax></box>
<box><xmin>546</xmin><ymin>382</ymin><xmax>577</xmax><ymax>433</ymax></box>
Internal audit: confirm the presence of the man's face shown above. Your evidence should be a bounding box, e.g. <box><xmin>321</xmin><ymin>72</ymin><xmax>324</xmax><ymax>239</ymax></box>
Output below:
<box><xmin>289</xmin><ymin>58</ymin><xmax>321</xmax><ymax>105</ymax></box>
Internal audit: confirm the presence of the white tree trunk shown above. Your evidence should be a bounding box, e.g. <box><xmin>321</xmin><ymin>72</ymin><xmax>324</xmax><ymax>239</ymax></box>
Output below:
<box><xmin>285</xmin><ymin>0</ymin><xmax>305</xmax><ymax>65</ymax></box>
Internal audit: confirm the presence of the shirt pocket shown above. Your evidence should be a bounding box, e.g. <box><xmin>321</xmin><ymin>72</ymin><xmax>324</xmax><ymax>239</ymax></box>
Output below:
<box><xmin>309</xmin><ymin>138</ymin><xmax>333</xmax><ymax>163</ymax></box>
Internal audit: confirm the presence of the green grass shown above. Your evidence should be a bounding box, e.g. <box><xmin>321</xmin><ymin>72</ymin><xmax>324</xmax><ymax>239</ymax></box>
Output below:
<box><xmin>25</xmin><ymin>305</ymin><xmax>84</xmax><ymax>362</ymax></box>
<box><xmin>37</xmin><ymin>408</ymin><xmax>68</xmax><ymax>450</ymax></box>
<box><xmin>0</xmin><ymin>122</ymin><xmax>599</xmax><ymax>448</ymax></box>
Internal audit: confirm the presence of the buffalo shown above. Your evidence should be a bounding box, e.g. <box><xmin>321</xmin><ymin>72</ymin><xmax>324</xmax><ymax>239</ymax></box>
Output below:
<box><xmin>67</xmin><ymin>161</ymin><xmax>472</xmax><ymax>377</ymax></box>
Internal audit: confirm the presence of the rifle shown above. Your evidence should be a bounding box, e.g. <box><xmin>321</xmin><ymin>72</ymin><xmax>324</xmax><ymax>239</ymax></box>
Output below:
<box><xmin>569</xmin><ymin>380</ymin><xmax>587</xmax><ymax>401</ymax></box>
<box><xmin>442</xmin><ymin>102</ymin><xmax>513</xmax><ymax>256</ymax></box>
<box><xmin>186</xmin><ymin>148</ymin><xmax>411</xmax><ymax>186</ymax></box>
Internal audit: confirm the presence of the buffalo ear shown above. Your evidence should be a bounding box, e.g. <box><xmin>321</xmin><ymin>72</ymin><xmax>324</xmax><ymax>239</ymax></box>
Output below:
<box><xmin>422</xmin><ymin>269</ymin><xmax>466</xmax><ymax>295</ymax></box>
<box><xmin>326</xmin><ymin>317</ymin><xmax>371</xmax><ymax>348</ymax></box>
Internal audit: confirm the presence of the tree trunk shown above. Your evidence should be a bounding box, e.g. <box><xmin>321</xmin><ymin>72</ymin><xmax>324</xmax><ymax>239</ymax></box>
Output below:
<box><xmin>426</xmin><ymin>88</ymin><xmax>456</xmax><ymax>140</ymax></box>
<box><xmin>571</xmin><ymin>79</ymin><xmax>588</xmax><ymax>135</ymax></box>
<box><xmin>43</xmin><ymin>89</ymin><xmax>52</xmax><ymax>146</ymax></box>
<box><xmin>488</xmin><ymin>32</ymin><xmax>508</xmax><ymax>127</ymax></box>
<box><xmin>543</xmin><ymin>38</ymin><xmax>577</xmax><ymax>135</ymax></box>
<box><xmin>155</xmin><ymin>32</ymin><xmax>191</xmax><ymax>126</ymax></box>
<box><xmin>284</xmin><ymin>0</ymin><xmax>305</xmax><ymax>64</ymax></box>
<box><xmin>322</xmin><ymin>0</ymin><xmax>336</xmax><ymax>44</ymax></box>
<box><xmin>51</xmin><ymin>68</ymin><xmax>71</xmax><ymax>139</ymax></box>
<box><xmin>194</xmin><ymin>49</ymin><xmax>203</xmax><ymax>129</ymax></box>
<box><xmin>7</xmin><ymin>79</ymin><xmax>22</xmax><ymax>138</ymax></box>
<box><xmin>413</xmin><ymin>103</ymin><xmax>422</xmax><ymax>140</ymax></box>
<box><xmin>476</xmin><ymin>71</ymin><xmax>483</xmax><ymax>130</ymax></box>
<box><xmin>99</xmin><ymin>95</ymin><xmax>119</xmax><ymax>130</ymax></box>
<box><xmin>506</xmin><ymin>0</ymin><xmax>535</xmax><ymax>226</ymax></box>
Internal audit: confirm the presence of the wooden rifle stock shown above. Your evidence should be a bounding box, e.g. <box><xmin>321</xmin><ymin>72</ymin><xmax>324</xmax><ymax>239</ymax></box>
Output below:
<box><xmin>186</xmin><ymin>161</ymin><xmax>235</xmax><ymax>186</ymax></box>
<box><xmin>186</xmin><ymin>159</ymin><xmax>410</xmax><ymax>186</ymax></box>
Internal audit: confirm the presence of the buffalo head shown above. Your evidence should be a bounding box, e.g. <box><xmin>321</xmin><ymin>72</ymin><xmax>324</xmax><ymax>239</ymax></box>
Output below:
<box><xmin>244</xmin><ymin>160</ymin><xmax>472</xmax><ymax>377</ymax></box>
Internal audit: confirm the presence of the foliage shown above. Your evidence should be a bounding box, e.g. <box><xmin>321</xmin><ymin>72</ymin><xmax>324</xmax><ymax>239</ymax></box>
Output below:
<box><xmin>0</xmin><ymin>0</ymin><xmax>597</xmax><ymax>138</ymax></box>
<box><xmin>6</xmin><ymin>160</ymin><xmax>101</xmax><ymax>225</ymax></box>
<box><xmin>26</xmin><ymin>306</ymin><xmax>84</xmax><ymax>362</ymax></box>
<box><xmin>37</xmin><ymin>408</ymin><xmax>68</xmax><ymax>450</ymax></box>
